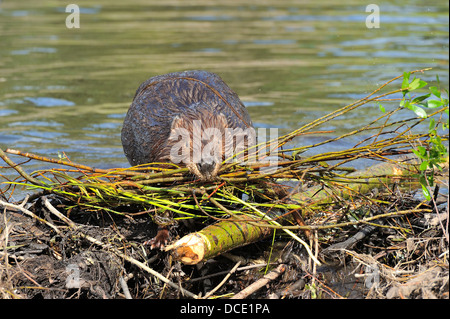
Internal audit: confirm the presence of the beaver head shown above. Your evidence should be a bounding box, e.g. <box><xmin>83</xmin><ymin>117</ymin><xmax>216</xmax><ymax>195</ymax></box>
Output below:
<box><xmin>166</xmin><ymin>106</ymin><xmax>231</xmax><ymax>181</ymax></box>
<box><xmin>121</xmin><ymin>70</ymin><xmax>254</xmax><ymax>182</ymax></box>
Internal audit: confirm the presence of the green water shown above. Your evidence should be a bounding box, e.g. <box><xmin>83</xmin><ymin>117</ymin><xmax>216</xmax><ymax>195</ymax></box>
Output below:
<box><xmin>0</xmin><ymin>1</ymin><xmax>448</xmax><ymax>196</ymax></box>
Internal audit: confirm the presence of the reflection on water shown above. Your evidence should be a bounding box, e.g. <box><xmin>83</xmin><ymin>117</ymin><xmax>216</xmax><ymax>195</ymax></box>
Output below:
<box><xmin>23</xmin><ymin>97</ymin><xmax>75</xmax><ymax>107</ymax></box>
<box><xmin>0</xmin><ymin>0</ymin><xmax>448</xmax><ymax>198</ymax></box>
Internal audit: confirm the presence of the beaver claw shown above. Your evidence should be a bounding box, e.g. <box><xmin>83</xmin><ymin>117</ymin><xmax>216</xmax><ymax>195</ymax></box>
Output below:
<box><xmin>144</xmin><ymin>227</ymin><xmax>170</xmax><ymax>250</ymax></box>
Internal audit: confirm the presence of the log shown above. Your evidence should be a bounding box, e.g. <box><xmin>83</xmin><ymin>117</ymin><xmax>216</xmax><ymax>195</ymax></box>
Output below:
<box><xmin>292</xmin><ymin>155</ymin><xmax>423</xmax><ymax>204</ymax></box>
<box><xmin>166</xmin><ymin>215</ymin><xmax>272</xmax><ymax>265</ymax></box>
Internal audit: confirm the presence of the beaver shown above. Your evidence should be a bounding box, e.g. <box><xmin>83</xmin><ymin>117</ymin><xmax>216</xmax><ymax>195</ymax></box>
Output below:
<box><xmin>121</xmin><ymin>70</ymin><xmax>254</xmax><ymax>181</ymax></box>
<box><xmin>121</xmin><ymin>70</ymin><xmax>254</xmax><ymax>249</ymax></box>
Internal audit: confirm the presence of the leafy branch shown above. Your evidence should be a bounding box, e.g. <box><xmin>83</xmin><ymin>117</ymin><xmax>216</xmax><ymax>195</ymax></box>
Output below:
<box><xmin>380</xmin><ymin>72</ymin><xmax>449</xmax><ymax>200</ymax></box>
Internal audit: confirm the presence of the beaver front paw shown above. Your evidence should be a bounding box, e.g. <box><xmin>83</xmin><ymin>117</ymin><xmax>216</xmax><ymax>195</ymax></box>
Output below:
<box><xmin>144</xmin><ymin>226</ymin><xmax>170</xmax><ymax>250</ymax></box>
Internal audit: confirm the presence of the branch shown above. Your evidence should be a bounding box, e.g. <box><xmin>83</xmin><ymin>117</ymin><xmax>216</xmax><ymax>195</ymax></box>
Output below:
<box><xmin>230</xmin><ymin>264</ymin><xmax>286</xmax><ymax>299</ymax></box>
<box><xmin>0</xmin><ymin>148</ymin><xmax>45</xmax><ymax>186</ymax></box>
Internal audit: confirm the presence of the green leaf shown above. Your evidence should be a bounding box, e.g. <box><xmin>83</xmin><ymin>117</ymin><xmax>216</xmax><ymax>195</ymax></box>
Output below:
<box><xmin>426</xmin><ymin>100</ymin><xmax>445</xmax><ymax>108</ymax></box>
<box><xmin>413</xmin><ymin>146</ymin><xmax>427</xmax><ymax>160</ymax></box>
<box><xmin>400</xmin><ymin>98</ymin><xmax>406</xmax><ymax>107</ymax></box>
<box><xmin>419</xmin><ymin>160</ymin><xmax>429</xmax><ymax>171</ymax></box>
<box><xmin>409</xmin><ymin>78</ymin><xmax>427</xmax><ymax>91</ymax></box>
<box><xmin>429</xmin><ymin>86</ymin><xmax>441</xmax><ymax>98</ymax></box>
<box><xmin>378</xmin><ymin>102</ymin><xmax>385</xmax><ymax>113</ymax></box>
<box><xmin>402</xmin><ymin>72</ymin><xmax>411</xmax><ymax>90</ymax></box>
<box><xmin>429</xmin><ymin>118</ymin><xmax>436</xmax><ymax>131</ymax></box>
<box><xmin>412</xmin><ymin>93</ymin><xmax>430</xmax><ymax>103</ymax></box>
<box><xmin>417</xmin><ymin>145</ymin><xmax>427</xmax><ymax>157</ymax></box>
<box><xmin>412</xmin><ymin>149</ymin><xmax>421</xmax><ymax>158</ymax></box>
<box><xmin>406</xmin><ymin>103</ymin><xmax>427</xmax><ymax>118</ymax></box>
<box><xmin>421</xmin><ymin>184</ymin><xmax>431</xmax><ymax>201</ymax></box>
<box><xmin>417</xmin><ymin>80</ymin><xmax>428</xmax><ymax>90</ymax></box>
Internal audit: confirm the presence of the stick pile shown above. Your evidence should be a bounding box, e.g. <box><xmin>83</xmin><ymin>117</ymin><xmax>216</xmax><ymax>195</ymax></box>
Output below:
<box><xmin>1</xmin><ymin>69</ymin><xmax>448</xmax><ymax>299</ymax></box>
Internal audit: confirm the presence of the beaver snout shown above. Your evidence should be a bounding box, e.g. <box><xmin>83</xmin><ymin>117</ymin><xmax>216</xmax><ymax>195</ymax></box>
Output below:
<box><xmin>187</xmin><ymin>157</ymin><xmax>220</xmax><ymax>181</ymax></box>
<box><xmin>197</xmin><ymin>161</ymin><xmax>218</xmax><ymax>181</ymax></box>
<box><xmin>198</xmin><ymin>162</ymin><xmax>215</xmax><ymax>176</ymax></box>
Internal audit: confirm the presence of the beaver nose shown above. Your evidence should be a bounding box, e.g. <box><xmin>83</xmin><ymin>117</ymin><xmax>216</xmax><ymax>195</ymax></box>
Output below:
<box><xmin>197</xmin><ymin>162</ymin><xmax>215</xmax><ymax>176</ymax></box>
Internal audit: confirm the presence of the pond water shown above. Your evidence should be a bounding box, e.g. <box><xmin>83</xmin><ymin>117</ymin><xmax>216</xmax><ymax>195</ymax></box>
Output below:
<box><xmin>0</xmin><ymin>0</ymin><xmax>448</xmax><ymax>198</ymax></box>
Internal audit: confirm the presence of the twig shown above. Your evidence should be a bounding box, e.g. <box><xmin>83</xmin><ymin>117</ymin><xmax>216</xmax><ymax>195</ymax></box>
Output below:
<box><xmin>0</xmin><ymin>199</ymin><xmax>61</xmax><ymax>234</ymax></box>
<box><xmin>231</xmin><ymin>264</ymin><xmax>286</xmax><ymax>299</ymax></box>
<box><xmin>5</xmin><ymin>149</ymin><xmax>112</xmax><ymax>174</ymax></box>
<box><xmin>43</xmin><ymin>196</ymin><xmax>77</xmax><ymax>229</ymax></box>
<box><xmin>203</xmin><ymin>261</ymin><xmax>241</xmax><ymax>299</ymax></box>
<box><xmin>1</xmin><ymin>208</ymin><xmax>12</xmax><ymax>291</ymax></box>
<box><xmin>119</xmin><ymin>276</ymin><xmax>133</xmax><ymax>299</ymax></box>
<box><xmin>322</xmin><ymin>224</ymin><xmax>379</xmax><ymax>253</ymax></box>
<box><xmin>0</xmin><ymin>148</ymin><xmax>45</xmax><ymax>186</ymax></box>
<box><xmin>3</xmin><ymin>148</ymin><xmax>188</xmax><ymax>180</ymax></box>
<box><xmin>187</xmin><ymin>263</ymin><xmax>277</xmax><ymax>283</ymax></box>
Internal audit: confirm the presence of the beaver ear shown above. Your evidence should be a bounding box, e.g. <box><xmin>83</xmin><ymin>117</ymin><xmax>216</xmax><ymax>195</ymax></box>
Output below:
<box><xmin>217</xmin><ymin>113</ymin><xmax>227</xmax><ymax>126</ymax></box>
<box><xmin>171</xmin><ymin>116</ymin><xmax>184</xmax><ymax>129</ymax></box>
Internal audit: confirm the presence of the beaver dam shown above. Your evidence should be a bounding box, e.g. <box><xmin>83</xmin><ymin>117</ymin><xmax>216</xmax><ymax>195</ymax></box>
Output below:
<box><xmin>1</xmin><ymin>69</ymin><xmax>448</xmax><ymax>299</ymax></box>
